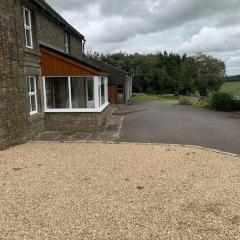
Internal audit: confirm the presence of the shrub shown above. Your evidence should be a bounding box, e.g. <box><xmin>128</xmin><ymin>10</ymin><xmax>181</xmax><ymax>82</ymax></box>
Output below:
<box><xmin>194</xmin><ymin>101</ymin><xmax>210</xmax><ymax>109</ymax></box>
<box><xmin>210</xmin><ymin>92</ymin><xmax>235</xmax><ymax>111</ymax></box>
<box><xmin>232</xmin><ymin>99</ymin><xmax>240</xmax><ymax>111</ymax></box>
<box><xmin>179</xmin><ymin>96</ymin><xmax>193</xmax><ymax>105</ymax></box>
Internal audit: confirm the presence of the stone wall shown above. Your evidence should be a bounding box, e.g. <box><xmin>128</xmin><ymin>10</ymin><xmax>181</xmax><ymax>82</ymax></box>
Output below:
<box><xmin>0</xmin><ymin>0</ymin><xmax>98</xmax><ymax>150</ymax></box>
<box><xmin>20</xmin><ymin>0</ymin><xmax>83</xmax><ymax>57</ymax></box>
<box><xmin>45</xmin><ymin>107</ymin><xmax>110</xmax><ymax>133</ymax></box>
<box><xmin>0</xmin><ymin>0</ymin><xmax>28</xmax><ymax>150</ymax></box>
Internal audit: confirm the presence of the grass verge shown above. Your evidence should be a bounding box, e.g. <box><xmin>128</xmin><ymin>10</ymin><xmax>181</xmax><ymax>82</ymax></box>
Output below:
<box><xmin>133</xmin><ymin>95</ymin><xmax>179</xmax><ymax>104</ymax></box>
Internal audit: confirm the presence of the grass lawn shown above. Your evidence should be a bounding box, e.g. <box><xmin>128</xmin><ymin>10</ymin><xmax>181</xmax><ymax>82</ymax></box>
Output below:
<box><xmin>221</xmin><ymin>82</ymin><xmax>240</xmax><ymax>99</ymax></box>
<box><xmin>133</xmin><ymin>95</ymin><xmax>179</xmax><ymax>104</ymax></box>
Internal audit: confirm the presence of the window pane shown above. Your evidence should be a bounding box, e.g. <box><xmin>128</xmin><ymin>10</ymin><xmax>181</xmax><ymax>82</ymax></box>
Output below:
<box><xmin>24</xmin><ymin>9</ymin><xmax>30</xmax><ymax>27</ymax></box>
<box><xmin>46</xmin><ymin>77</ymin><xmax>69</xmax><ymax>109</ymax></box>
<box><xmin>29</xmin><ymin>77</ymin><xmax>35</xmax><ymax>92</ymax></box>
<box><xmin>101</xmin><ymin>78</ymin><xmax>105</xmax><ymax>105</ymax></box>
<box><xmin>30</xmin><ymin>95</ymin><xmax>36</xmax><ymax>112</ymax></box>
<box><xmin>25</xmin><ymin>29</ymin><xmax>32</xmax><ymax>47</ymax></box>
<box><xmin>71</xmin><ymin>77</ymin><xmax>86</xmax><ymax>108</ymax></box>
<box><xmin>87</xmin><ymin>78</ymin><xmax>94</xmax><ymax>108</ymax></box>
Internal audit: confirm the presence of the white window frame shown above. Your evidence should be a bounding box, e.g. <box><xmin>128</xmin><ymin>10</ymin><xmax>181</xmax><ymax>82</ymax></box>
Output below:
<box><xmin>28</xmin><ymin>76</ymin><xmax>38</xmax><ymax>115</ymax></box>
<box><xmin>23</xmin><ymin>7</ymin><xmax>33</xmax><ymax>49</ymax></box>
<box><xmin>43</xmin><ymin>76</ymin><xmax>109</xmax><ymax>113</ymax></box>
<box><xmin>64</xmin><ymin>32</ymin><xmax>69</xmax><ymax>54</ymax></box>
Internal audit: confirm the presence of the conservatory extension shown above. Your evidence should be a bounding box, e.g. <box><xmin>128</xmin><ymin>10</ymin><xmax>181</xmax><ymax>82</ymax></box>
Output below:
<box><xmin>40</xmin><ymin>46</ymin><xmax>110</xmax><ymax>132</ymax></box>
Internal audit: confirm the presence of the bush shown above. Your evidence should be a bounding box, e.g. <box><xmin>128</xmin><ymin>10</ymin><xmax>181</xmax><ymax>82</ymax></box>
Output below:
<box><xmin>232</xmin><ymin>99</ymin><xmax>240</xmax><ymax>111</ymax></box>
<box><xmin>194</xmin><ymin>101</ymin><xmax>210</xmax><ymax>109</ymax></box>
<box><xmin>179</xmin><ymin>96</ymin><xmax>193</xmax><ymax>105</ymax></box>
<box><xmin>210</xmin><ymin>92</ymin><xmax>236</xmax><ymax>111</ymax></box>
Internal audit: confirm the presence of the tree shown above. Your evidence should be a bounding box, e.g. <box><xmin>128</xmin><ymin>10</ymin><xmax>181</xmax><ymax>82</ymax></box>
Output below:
<box><xmin>88</xmin><ymin>51</ymin><xmax>225</xmax><ymax>96</ymax></box>
<box><xmin>194</xmin><ymin>54</ymin><xmax>226</xmax><ymax>96</ymax></box>
<box><xmin>179</xmin><ymin>57</ymin><xmax>198</xmax><ymax>95</ymax></box>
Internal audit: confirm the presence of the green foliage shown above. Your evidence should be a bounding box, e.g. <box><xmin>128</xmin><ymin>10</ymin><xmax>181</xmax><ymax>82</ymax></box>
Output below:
<box><xmin>88</xmin><ymin>52</ymin><xmax>226</xmax><ymax>97</ymax></box>
<box><xmin>225</xmin><ymin>75</ymin><xmax>240</xmax><ymax>82</ymax></box>
<box><xmin>180</xmin><ymin>55</ymin><xmax>225</xmax><ymax>96</ymax></box>
<box><xmin>210</xmin><ymin>92</ymin><xmax>236</xmax><ymax>111</ymax></box>
<box><xmin>194</xmin><ymin>101</ymin><xmax>210</xmax><ymax>109</ymax></box>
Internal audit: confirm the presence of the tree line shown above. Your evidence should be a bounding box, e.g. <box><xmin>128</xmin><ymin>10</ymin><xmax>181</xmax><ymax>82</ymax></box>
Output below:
<box><xmin>88</xmin><ymin>51</ymin><xmax>226</xmax><ymax>96</ymax></box>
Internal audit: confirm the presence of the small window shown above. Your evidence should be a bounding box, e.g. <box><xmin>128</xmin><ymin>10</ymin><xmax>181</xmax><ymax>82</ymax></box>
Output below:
<box><xmin>28</xmin><ymin>77</ymin><xmax>38</xmax><ymax>115</ymax></box>
<box><xmin>64</xmin><ymin>32</ymin><xmax>70</xmax><ymax>54</ymax></box>
<box><xmin>23</xmin><ymin>7</ymin><xmax>33</xmax><ymax>49</ymax></box>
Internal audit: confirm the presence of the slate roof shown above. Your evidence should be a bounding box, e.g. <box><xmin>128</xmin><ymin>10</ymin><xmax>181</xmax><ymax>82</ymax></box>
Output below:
<box><xmin>32</xmin><ymin>0</ymin><xmax>85</xmax><ymax>40</ymax></box>
<box><xmin>82</xmin><ymin>57</ymin><xmax>131</xmax><ymax>85</ymax></box>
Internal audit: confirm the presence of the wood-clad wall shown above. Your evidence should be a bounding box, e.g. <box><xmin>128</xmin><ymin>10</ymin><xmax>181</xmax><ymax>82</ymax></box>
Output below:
<box><xmin>41</xmin><ymin>48</ymin><xmax>106</xmax><ymax>76</ymax></box>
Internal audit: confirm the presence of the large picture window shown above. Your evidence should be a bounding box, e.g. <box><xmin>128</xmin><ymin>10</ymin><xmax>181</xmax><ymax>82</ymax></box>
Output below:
<box><xmin>44</xmin><ymin>76</ymin><xmax>108</xmax><ymax>112</ymax></box>
<box><xmin>28</xmin><ymin>76</ymin><xmax>38</xmax><ymax>115</ymax></box>
<box><xmin>23</xmin><ymin>7</ymin><xmax>33</xmax><ymax>49</ymax></box>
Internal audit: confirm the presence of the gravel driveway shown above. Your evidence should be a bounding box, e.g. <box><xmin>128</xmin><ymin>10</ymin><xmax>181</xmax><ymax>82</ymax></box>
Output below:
<box><xmin>1</xmin><ymin>142</ymin><xmax>240</xmax><ymax>239</ymax></box>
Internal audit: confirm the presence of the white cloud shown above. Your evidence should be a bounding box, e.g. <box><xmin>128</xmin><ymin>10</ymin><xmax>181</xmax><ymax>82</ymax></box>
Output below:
<box><xmin>47</xmin><ymin>0</ymin><xmax>240</xmax><ymax>75</ymax></box>
<box><xmin>180</xmin><ymin>26</ymin><xmax>240</xmax><ymax>53</ymax></box>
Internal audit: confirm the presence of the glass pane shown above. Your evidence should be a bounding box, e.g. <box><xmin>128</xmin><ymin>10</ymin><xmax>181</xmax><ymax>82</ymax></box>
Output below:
<box><xmin>45</xmin><ymin>77</ymin><xmax>69</xmax><ymax>109</ymax></box>
<box><xmin>71</xmin><ymin>77</ymin><xmax>86</xmax><ymax>108</ymax></box>
<box><xmin>101</xmin><ymin>78</ymin><xmax>105</xmax><ymax>105</ymax></box>
<box><xmin>29</xmin><ymin>77</ymin><xmax>35</xmax><ymax>92</ymax></box>
<box><xmin>30</xmin><ymin>95</ymin><xmax>36</xmax><ymax>112</ymax></box>
<box><xmin>87</xmin><ymin>78</ymin><xmax>95</xmax><ymax>108</ymax></box>
<box><xmin>25</xmin><ymin>29</ymin><xmax>32</xmax><ymax>47</ymax></box>
<box><xmin>24</xmin><ymin>9</ymin><xmax>30</xmax><ymax>27</ymax></box>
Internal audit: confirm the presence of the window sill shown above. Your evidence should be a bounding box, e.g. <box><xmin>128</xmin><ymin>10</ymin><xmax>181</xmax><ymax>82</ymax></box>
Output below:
<box><xmin>44</xmin><ymin>102</ymin><xmax>109</xmax><ymax>113</ymax></box>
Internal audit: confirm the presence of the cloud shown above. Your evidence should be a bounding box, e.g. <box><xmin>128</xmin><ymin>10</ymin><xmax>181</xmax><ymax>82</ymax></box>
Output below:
<box><xmin>180</xmin><ymin>26</ymin><xmax>240</xmax><ymax>53</ymax></box>
<box><xmin>46</xmin><ymin>0</ymin><xmax>240</xmax><ymax>75</ymax></box>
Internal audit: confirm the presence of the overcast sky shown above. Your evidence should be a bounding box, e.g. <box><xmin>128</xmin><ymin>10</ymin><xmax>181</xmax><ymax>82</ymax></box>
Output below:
<box><xmin>47</xmin><ymin>0</ymin><xmax>240</xmax><ymax>76</ymax></box>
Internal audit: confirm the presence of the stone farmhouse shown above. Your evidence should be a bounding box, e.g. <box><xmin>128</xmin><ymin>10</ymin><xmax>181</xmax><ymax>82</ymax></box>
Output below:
<box><xmin>0</xmin><ymin>0</ymin><xmax>132</xmax><ymax>150</ymax></box>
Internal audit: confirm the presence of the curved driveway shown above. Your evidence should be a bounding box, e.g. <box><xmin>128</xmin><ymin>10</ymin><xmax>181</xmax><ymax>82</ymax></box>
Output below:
<box><xmin>119</xmin><ymin>102</ymin><xmax>240</xmax><ymax>154</ymax></box>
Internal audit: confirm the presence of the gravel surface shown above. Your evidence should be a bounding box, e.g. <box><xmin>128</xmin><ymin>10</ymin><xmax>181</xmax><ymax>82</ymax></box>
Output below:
<box><xmin>0</xmin><ymin>142</ymin><xmax>240</xmax><ymax>240</ymax></box>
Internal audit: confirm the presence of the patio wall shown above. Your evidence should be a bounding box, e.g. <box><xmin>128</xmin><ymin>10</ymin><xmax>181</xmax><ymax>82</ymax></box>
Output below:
<box><xmin>45</xmin><ymin>106</ymin><xmax>110</xmax><ymax>133</ymax></box>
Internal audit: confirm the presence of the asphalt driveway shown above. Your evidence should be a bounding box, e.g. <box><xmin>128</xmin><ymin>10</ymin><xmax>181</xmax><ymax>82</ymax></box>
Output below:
<box><xmin>119</xmin><ymin>102</ymin><xmax>240</xmax><ymax>154</ymax></box>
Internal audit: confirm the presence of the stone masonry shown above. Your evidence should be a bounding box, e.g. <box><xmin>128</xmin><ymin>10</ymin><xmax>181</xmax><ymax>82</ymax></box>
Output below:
<box><xmin>46</xmin><ymin>107</ymin><xmax>110</xmax><ymax>133</ymax></box>
<box><xmin>0</xmin><ymin>0</ymin><xmax>28</xmax><ymax>150</ymax></box>
<box><xmin>0</xmin><ymin>0</ymin><xmax>109</xmax><ymax>150</ymax></box>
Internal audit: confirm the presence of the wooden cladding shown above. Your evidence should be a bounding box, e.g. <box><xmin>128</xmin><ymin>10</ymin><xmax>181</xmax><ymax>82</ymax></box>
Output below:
<box><xmin>41</xmin><ymin>48</ymin><xmax>108</xmax><ymax>76</ymax></box>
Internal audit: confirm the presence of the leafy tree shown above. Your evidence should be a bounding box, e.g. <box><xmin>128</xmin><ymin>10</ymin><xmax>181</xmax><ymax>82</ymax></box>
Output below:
<box><xmin>194</xmin><ymin>55</ymin><xmax>226</xmax><ymax>96</ymax></box>
<box><xmin>179</xmin><ymin>57</ymin><xmax>198</xmax><ymax>95</ymax></box>
<box><xmin>87</xmin><ymin>51</ymin><xmax>225</xmax><ymax>96</ymax></box>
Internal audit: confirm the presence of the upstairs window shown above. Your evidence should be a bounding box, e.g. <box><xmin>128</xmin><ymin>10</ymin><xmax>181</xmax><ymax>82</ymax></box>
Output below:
<box><xmin>64</xmin><ymin>32</ymin><xmax>70</xmax><ymax>54</ymax></box>
<box><xmin>28</xmin><ymin>76</ymin><xmax>38</xmax><ymax>115</ymax></box>
<box><xmin>23</xmin><ymin>7</ymin><xmax>33</xmax><ymax>49</ymax></box>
